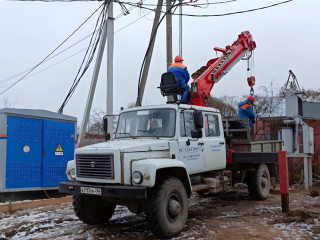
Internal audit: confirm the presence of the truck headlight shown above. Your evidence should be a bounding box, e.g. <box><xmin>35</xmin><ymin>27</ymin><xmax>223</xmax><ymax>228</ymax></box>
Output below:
<box><xmin>70</xmin><ymin>168</ymin><xmax>76</xmax><ymax>180</ymax></box>
<box><xmin>132</xmin><ymin>171</ymin><xmax>143</xmax><ymax>184</ymax></box>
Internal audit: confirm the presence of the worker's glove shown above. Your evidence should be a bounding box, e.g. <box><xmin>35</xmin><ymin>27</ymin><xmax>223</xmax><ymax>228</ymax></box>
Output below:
<box><xmin>252</xmin><ymin>119</ymin><xmax>256</xmax><ymax>124</ymax></box>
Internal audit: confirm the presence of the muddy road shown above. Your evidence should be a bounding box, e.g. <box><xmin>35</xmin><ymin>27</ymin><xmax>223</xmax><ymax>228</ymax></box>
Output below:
<box><xmin>0</xmin><ymin>187</ymin><xmax>319</xmax><ymax>240</ymax></box>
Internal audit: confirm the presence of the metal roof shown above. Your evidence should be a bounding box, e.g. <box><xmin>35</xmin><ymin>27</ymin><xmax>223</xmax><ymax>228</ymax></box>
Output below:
<box><xmin>0</xmin><ymin>108</ymin><xmax>77</xmax><ymax>122</ymax></box>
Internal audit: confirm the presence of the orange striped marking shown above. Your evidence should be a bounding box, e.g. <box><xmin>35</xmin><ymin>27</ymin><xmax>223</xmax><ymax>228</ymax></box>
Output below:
<box><xmin>74</xmin><ymin>139</ymin><xmax>78</xmax><ymax>142</ymax></box>
<box><xmin>0</xmin><ymin>134</ymin><xmax>7</xmax><ymax>138</ymax></box>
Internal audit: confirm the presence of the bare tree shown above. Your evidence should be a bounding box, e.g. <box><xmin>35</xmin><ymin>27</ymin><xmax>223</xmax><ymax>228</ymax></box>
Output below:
<box><xmin>244</xmin><ymin>81</ymin><xmax>285</xmax><ymax>118</ymax></box>
<box><xmin>88</xmin><ymin>108</ymin><xmax>105</xmax><ymax>135</ymax></box>
<box><xmin>206</xmin><ymin>95</ymin><xmax>238</xmax><ymax>117</ymax></box>
<box><xmin>1</xmin><ymin>96</ymin><xmax>17</xmax><ymax>108</ymax></box>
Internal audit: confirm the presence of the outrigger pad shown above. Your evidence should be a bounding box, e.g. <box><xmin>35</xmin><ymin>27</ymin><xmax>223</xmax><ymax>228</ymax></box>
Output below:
<box><xmin>158</xmin><ymin>72</ymin><xmax>184</xmax><ymax>96</ymax></box>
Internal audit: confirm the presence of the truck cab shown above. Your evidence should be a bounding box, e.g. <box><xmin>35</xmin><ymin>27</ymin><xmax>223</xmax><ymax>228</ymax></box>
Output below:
<box><xmin>63</xmin><ymin>104</ymin><xmax>227</xmax><ymax>187</ymax></box>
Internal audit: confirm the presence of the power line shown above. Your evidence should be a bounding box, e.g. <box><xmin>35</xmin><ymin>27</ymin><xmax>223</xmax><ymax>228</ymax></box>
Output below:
<box><xmin>115</xmin><ymin>8</ymin><xmax>154</xmax><ymax>32</ymax></box>
<box><xmin>0</xmin><ymin>8</ymin><xmax>154</xmax><ymax>90</ymax></box>
<box><xmin>189</xmin><ymin>0</ymin><xmax>237</xmax><ymax>5</ymax></box>
<box><xmin>0</xmin><ymin>3</ymin><xmax>105</xmax><ymax>96</ymax></box>
<box><xmin>58</xmin><ymin>2</ymin><xmax>110</xmax><ymax>113</ymax></box>
<box><xmin>0</xmin><ymin>48</ymin><xmax>88</xmax><ymax>89</ymax></box>
<box><xmin>122</xmin><ymin>0</ymin><xmax>293</xmax><ymax>17</ymax></box>
<box><xmin>0</xmin><ymin>0</ymin><xmax>145</xmax><ymax>86</ymax></box>
<box><xmin>0</xmin><ymin>32</ymin><xmax>94</xmax><ymax>85</ymax></box>
<box><xmin>136</xmin><ymin>1</ymin><xmax>180</xmax><ymax>105</ymax></box>
<box><xmin>121</xmin><ymin>0</ymin><xmax>237</xmax><ymax>7</ymax></box>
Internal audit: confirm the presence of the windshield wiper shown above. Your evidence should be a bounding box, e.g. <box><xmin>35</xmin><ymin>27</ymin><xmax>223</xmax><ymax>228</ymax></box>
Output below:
<box><xmin>117</xmin><ymin>132</ymin><xmax>135</xmax><ymax>139</ymax></box>
<box><xmin>137</xmin><ymin>130</ymin><xmax>159</xmax><ymax>139</ymax></box>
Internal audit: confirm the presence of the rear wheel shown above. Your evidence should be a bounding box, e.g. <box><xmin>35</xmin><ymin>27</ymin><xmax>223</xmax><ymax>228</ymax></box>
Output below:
<box><xmin>145</xmin><ymin>177</ymin><xmax>188</xmax><ymax>238</ymax></box>
<box><xmin>247</xmin><ymin>164</ymin><xmax>270</xmax><ymax>200</ymax></box>
<box><xmin>73</xmin><ymin>194</ymin><xmax>116</xmax><ymax>224</ymax></box>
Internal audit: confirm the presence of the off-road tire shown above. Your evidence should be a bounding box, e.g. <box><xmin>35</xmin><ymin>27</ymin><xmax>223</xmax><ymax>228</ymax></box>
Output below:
<box><xmin>73</xmin><ymin>194</ymin><xmax>116</xmax><ymax>224</ymax></box>
<box><xmin>247</xmin><ymin>164</ymin><xmax>271</xmax><ymax>200</ymax></box>
<box><xmin>145</xmin><ymin>177</ymin><xmax>188</xmax><ymax>239</ymax></box>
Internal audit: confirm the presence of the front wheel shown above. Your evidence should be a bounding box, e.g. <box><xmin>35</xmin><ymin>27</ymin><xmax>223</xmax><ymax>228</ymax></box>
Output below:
<box><xmin>73</xmin><ymin>194</ymin><xmax>116</xmax><ymax>224</ymax></box>
<box><xmin>145</xmin><ymin>177</ymin><xmax>188</xmax><ymax>239</ymax></box>
<box><xmin>247</xmin><ymin>164</ymin><xmax>271</xmax><ymax>200</ymax></box>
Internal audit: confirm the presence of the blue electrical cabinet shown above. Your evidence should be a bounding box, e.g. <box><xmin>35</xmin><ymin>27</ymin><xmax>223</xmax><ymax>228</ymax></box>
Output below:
<box><xmin>0</xmin><ymin>109</ymin><xmax>77</xmax><ymax>192</ymax></box>
<box><xmin>43</xmin><ymin>120</ymin><xmax>75</xmax><ymax>187</ymax></box>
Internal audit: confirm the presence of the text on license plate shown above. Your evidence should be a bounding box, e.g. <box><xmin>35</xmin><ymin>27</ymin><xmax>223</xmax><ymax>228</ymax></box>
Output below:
<box><xmin>80</xmin><ymin>187</ymin><xmax>102</xmax><ymax>195</ymax></box>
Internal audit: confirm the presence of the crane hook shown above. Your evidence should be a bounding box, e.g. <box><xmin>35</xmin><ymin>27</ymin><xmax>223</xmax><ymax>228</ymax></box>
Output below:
<box><xmin>250</xmin><ymin>86</ymin><xmax>254</xmax><ymax>96</ymax></box>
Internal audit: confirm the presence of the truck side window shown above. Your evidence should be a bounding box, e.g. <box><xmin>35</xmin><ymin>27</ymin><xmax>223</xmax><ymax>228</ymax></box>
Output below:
<box><xmin>180</xmin><ymin>112</ymin><xmax>194</xmax><ymax>137</ymax></box>
<box><xmin>204</xmin><ymin>114</ymin><xmax>220</xmax><ymax>137</ymax></box>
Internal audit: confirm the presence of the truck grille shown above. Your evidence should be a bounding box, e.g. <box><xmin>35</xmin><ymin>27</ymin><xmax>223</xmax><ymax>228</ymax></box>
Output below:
<box><xmin>76</xmin><ymin>154</ymin><xmax>114</xmax><ymax>179</ymax></box>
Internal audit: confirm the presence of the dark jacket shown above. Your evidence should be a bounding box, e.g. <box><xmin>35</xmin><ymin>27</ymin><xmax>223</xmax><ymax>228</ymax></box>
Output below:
<box><xmin>238</xmin><ymin>100</ymin><xmax>255</xmax><ymax>127</ymax></box>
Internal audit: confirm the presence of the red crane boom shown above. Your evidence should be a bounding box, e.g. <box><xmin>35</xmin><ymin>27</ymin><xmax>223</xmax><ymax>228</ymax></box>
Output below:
<box><xmin>189</xmin><ymin>31</ymin><xmax>256</xmax><ymax>106</ymax></box>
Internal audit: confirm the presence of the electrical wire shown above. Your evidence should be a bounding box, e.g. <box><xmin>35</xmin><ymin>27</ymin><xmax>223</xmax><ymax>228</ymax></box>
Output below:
<box><xmin>122</xmin><ymin>0</ymin><xmax>293</xmax><ymax>17</ymax></box>
<box><xmin>122</xmin><ymin>0</ymin><xmax>237</xmax><ymax>7</ymax></box>
<box><xmin>0</xmin><ymin>7</ymin><xmax>154</xmax><ymax>91</ymax></box>
<box><xmin>0</xmin><ymin>33</ymin><xmax>94</xmax><ymax>85</ymax></box>
<box><xmin>43</xmin><ymin>188</ymin><xmax>52</xmax><ymax>199</ymax></box>
<box><xmin>1</xmin><ymin>0</ymin><xmax>291</xmax><ymax>87</ymax></box>
<box><xmin>58</xmin><ymin>0</ymin><xmax>130</xmax><ymax>112</ymax></box>
<box><xmin>136</xmin><ymin>1</ymin><xmax>180</xmax><ymax>106</ymax></box>
<box><xmin>192</xmin><ymin>0</ymin><xmax>236</xmax><ymax>6</ymax></box>
<box><xmin>0</xmin><ymin>0</ymin><xmax>144</xmax><ymax>86</ymax></box>
<box><xmin>58</xmin><ymin>2</ymin><xmax>109</xmax><ymax>113</ymax></box>
<box><xmin>0</xmin><ymin>48</ymin><xmax>88</xmax><ymax>88</ymax></box>
<box><xmin>0</xmin><ymin>3</ymin><xmax>105</xmax><ymax>96</ymax></box>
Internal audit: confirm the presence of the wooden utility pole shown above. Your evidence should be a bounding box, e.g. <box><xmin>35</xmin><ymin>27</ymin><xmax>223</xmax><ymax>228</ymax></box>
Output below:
<box><xmin>135</xmin><ymin>0</ymin><xmax>164</xmax><ymax>106</ymax></box>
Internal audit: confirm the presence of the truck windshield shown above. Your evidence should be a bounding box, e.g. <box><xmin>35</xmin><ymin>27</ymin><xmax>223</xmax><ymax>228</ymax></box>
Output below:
<box><xmin>115</xmin><ymin>109</ymin><xmax>176</xmax><ymax>139</ymax></box>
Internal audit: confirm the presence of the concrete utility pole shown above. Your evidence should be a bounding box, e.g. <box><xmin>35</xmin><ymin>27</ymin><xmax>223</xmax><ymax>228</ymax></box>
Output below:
<box><xmin>166</xmin><ymin>0</ymin><xmax>173</xmax><ymax>102</ymax></box>
<box><xmin>135</xmin><ymin>0</ymin><xmax>164</xmax><ymax>106</ymax></box>
<box><xmin>107</xmin><ymin>0</ymin><xmax>114</xmax><ymax>140</ymax></box>
<box><xmin>179</xmin><ymin>0</ymin><xmax>183</xmax><ymax>56</ymax></box>
<box><xmin>77</xmin><ymin>13</ymin><xmax>109</xmax><ymax>148</ymax></box>
<box><xmin>166</xmin><ymin>1</ymin><xmax>173</xmax><ymax>69</ymax></box>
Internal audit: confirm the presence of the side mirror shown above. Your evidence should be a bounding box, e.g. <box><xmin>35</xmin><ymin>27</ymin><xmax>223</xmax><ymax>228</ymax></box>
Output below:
<box><xmin>103</xmin><ymin>116</ymin><xmax>110</xmax><ymax>141</ymax></box>
<box><xmin>194</xmin><ymin>110</ymin><xmax>203</xmax><ymax>129</ymax></box>
<box><xmin>105</xmin><ymin>133</ymin><xmax>111</xmax><ymax>141</ymax></box>
<box><xmin>103</xmin><ymin>115</ymin><xmax>108</xmax><ymax>133</ymax></box>
<box><xmin>191</xmin><ymin>129</ymin><xmax>202</xmax><ymax>139</ymax></box>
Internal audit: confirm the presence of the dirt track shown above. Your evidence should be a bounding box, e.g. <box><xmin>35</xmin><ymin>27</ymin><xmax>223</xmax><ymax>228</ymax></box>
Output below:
<box><xmin>0</xmin><ymin>187</ymin><xmax>319</xmax><ymax>240</ymax></box>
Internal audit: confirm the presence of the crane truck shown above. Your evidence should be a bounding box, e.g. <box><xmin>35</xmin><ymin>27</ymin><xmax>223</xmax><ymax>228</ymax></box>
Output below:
<box><xmin>59</xmin><ymin>31</ymin><xmax>283</xmax><ymax>238</ymax></box>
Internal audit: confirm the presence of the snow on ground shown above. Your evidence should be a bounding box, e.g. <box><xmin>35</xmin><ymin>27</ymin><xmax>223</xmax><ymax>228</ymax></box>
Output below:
<box><xmin>0</xmin><ymin>188</ymin><xmax>319</xmax><ymax>239</ymax></box>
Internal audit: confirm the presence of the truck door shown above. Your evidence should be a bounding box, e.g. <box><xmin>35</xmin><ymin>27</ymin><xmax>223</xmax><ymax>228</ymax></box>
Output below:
<box><xmin>203</xmin><ymin>113</ymin><xmax>226</xmax><ymax>170</ymax></box>
<box><xmin>178</xmin><ymin>111</ymin><xmax>205</xmax><ymax>173</ymax></box>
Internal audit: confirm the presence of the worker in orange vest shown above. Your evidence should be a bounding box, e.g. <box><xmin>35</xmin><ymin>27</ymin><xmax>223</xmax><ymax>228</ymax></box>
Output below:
<box><xmin>167</xmin><ymin>56</ymin><xmax>190</xmax><ymax>103</ymax></box>
<box><xmin>238</xmin><ymin>96</ymin><xmax>256</xmax><ymax>127</ymax></box>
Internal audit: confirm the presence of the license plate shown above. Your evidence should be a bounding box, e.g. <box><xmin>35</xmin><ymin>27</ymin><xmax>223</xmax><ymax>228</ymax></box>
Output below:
<box><xmin>80</xmin><ymin>187</ymin><xmax>102</xmax><ymax>195</ymax></box>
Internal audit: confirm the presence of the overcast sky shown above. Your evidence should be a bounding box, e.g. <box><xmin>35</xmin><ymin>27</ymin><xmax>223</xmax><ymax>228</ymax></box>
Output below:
<box><xmin>0</xmin><ymin>0</ymin><xmax>318</xmax><ymax>123</ymax></box>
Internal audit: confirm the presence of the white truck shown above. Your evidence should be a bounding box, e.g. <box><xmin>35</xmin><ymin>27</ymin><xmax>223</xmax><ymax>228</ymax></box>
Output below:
<box><xmin>59</xmin><ymin>103</ymin><xmax>280</xmax><ymax>238</ymax></box>
<box><xmin>59</xmin><ymin>31</ymin><xmax>286</xmax><ymax>238</ymax></box>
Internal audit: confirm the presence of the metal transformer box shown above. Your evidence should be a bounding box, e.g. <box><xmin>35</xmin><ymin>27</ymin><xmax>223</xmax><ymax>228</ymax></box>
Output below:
<box><xmin>278</xmin><ymin>128</ymin><xmax>294</xmax><ymax>153</ymax></box>
<box><xmin>0</xmin><ymin>108</ymin><xmax>77</xmax><ymax>192</ymax></box>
